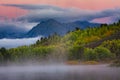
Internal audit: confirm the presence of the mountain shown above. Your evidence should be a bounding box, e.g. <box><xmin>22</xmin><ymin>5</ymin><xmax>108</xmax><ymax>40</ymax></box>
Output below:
<box><xmin>27</xmin><ymin>19</ymin><xmax>100</xmax><ymax>37</ymax></box>
<box><xmin>0</xmin><ymin>19</ymin><xmax>100</xmax><ymax>39</ymax></box>
<box><xmin>72</xmin><ymin>21</ymin><xmax>100</xmax><ymax>29</ymax></box>
<box><xmin>27</xmin><ymin>19</ymin><xmax>66</xmax><ymax>37</ymax></box>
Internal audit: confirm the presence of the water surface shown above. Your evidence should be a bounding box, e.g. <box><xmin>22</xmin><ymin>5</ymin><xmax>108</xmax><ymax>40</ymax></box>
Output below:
<box><xmin>0</xmin><ymin>64</ymin><xmax>120</xmax><ymax>80</ymax></box>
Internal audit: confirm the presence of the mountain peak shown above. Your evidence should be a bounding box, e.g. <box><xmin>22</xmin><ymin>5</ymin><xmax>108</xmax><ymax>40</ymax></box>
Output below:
<box><xmin>40</xmin><ymin>19</ymin><xmax>59</xmax><ymax>24</ymax></box>
<box><xmin>46</xmin><ymin>19</ymin><xmax>57</xmax><ymax>22</ymax></box>
<box><xmin>27</xmin><ymin>19</ymin><xmax>100</xmax><ymax>37</ymax></box>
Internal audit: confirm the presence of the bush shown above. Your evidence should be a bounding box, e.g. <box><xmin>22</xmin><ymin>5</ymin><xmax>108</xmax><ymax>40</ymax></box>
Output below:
<box><xmin>94</xmin><ymin>47</ymin><xmax>114</xmax><ymax>61</ymax></box>
<box><xmin>0</xmin><ymin>52</ymin><xmax>3</xmax><ymax>62</ymax></box>
<box><xmin>0</xmin><ymin>47</ymin><xmax>11</xmax><ymax>61</ymax></box>
<box><xmin>83</xmin><ymin>48</ymin><xmax>98</xmax><ymax>61</ymax></box>
<box><xmin>66</xmin><ymin>60</ymin><xmax>79</xmax><ymax>65</ymax></box>
<box><xmin>101</xmin><ymin>40</ymin><xmax>120</xmax><ymax>60</ymax></box>
<box><xmin>68</xmin><ymin>45</ymin><xmax>84</xmax><ymax>60</ymax></box>
<box><xmin>82</xmin><ymin>61</ymin><xmax>98</xmax><ymax>65</ymax></box>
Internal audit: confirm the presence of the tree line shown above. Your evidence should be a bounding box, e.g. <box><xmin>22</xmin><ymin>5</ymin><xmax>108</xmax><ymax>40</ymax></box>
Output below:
<box><xmin>0</xmin><ymin>21</ymin><xmax>120</xmax><ymax>65</ymax></box>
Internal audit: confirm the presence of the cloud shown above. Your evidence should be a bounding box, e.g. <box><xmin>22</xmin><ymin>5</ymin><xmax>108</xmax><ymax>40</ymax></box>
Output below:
<box><xmin>1</xmin><ymin>4</ymin><xmax>120</xmax><ymax>23</ymax></box>
<box><xmin>0</xmin><ymin>21</ymin><xmax>26</xmax><ymax>33</ymax></box>
<box><xmin>17</xmin><ymin>9</ymin><xmax>95</xmax><ymax>22</ymax></box>
<box><xmin>1</xmin><ymin>4</ymin><xmax>96</xmax><ymax>22</ymax></box>
<box><xmin>0</xmin><ymin>19</ymin><xmax>38</xmax><ymax>32</ymax></box>
<box><xmin>0</xmin><ymin>37</ymin><xmax>40</xmax><ymax>48</ymax></box>
<box><xmin>0</xmin><ymin>20</ymin><xmax>37</xmax><ymax>32</ymax></box>
<box><xmin>2</xmin><ymin>4</ymin><xmax>66</xmax><ymax>11</ymax></box>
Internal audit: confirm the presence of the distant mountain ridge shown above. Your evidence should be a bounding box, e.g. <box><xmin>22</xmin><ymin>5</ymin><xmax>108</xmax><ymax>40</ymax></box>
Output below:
<box><xmin>26</xmin><ymin>19</ymin><xmax>100</xmax><ymax>37</ymax></box>
<box><xmin>0</xmin><ymin>25</ymin><xmax>26</xmax><ymax>39</ymax></box>
<box><xmin>0</xmin><ymin>19</ymin><xmax>100</xmax><ymax>39</ymax></box>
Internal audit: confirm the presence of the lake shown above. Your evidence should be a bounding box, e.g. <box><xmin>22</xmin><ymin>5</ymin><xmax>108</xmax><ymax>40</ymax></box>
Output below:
<box><xmin>0</xmin><ymin>64</ymin><xmax>120</xmax><ymax>80</ymax></box>
<box><xmin>0</xmin><ymin>37</ymin><xmax>40</xmax><ymax>48</ymax></box>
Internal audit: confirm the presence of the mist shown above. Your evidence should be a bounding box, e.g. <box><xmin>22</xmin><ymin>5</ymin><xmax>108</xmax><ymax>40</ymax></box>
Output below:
<box><xmin>0</xmin><ymin>37</ymin><xmax>40</xmax><ymax>48</ymax></box>
<box><xmin>0</xmin><ymin>64</ymin><xmax>120</xmax><ymax>80</ymax></box>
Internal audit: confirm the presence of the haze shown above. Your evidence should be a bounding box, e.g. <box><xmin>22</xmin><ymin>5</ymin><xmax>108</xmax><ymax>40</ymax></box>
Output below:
<box><xmin>0</xmin><ymin>64</ymin><xmax>120</xmax><ymax>80</ymax></box>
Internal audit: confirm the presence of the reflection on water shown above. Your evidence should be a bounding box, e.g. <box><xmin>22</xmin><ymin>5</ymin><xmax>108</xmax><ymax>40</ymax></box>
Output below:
<box><xmin>0</xmin><ymin>64</ymin><xmax>120</xmax><ymax>80</ymax></box>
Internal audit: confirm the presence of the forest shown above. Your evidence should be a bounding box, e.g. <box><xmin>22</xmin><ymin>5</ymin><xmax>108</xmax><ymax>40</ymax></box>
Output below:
<box><xmin>0</xmin><ymin>21</ymin><xmax>120</xmax><ymax>66</ymax></box>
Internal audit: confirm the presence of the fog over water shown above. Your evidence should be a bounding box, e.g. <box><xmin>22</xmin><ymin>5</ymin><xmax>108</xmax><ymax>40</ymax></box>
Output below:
<box><xmin>0</xmin><ymin>37</ymin><xmax>40</xmax><ymax>48</ymax></box>
<box><xmin>0</xmin><ymin>38</ymin><xmax>120</xmax><ymax>80</ymax></box>
<box><xmin>0</xmin><ymin>64</ymin><xmax>120</xmax><ymax>80</ymax></box>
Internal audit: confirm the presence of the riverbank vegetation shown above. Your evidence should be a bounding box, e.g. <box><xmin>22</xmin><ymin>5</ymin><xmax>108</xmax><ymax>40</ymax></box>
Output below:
<box><xmin>0</xmin><ymin>21</ymin><xmax>120</xmax><ymax>65</ymax></box>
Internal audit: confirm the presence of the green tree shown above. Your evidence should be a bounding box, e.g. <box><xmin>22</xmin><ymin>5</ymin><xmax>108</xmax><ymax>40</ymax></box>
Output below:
<box><xmin>101</xmin><ymin>40</ymin><xmax>120</xmax><ymax>61</ymax></box>
<box><xmin>0</xmin><ymin>52</ymin><xmax>3</xmax><ymax>62</ymax></box>
<box><xmin>84</xmin><ymin>48</ymin><xmax>98</xmax><ymax>61</ymax></box>
<box><xmin>94</xmin><ymin>47</ymin><xmax>114</xmax><ymax>61</ymax></box>
<box><xmin>0</xmin><ymin>47</ymin><xmax>11</xmax><ymax>62</ymax></box>
<box><xmin>68</xmin><ymin>45</ymin><xmax>84</xmax><ymax>60</ymax></box>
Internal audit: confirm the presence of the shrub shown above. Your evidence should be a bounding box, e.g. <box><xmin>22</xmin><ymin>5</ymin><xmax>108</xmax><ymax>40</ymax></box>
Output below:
<box><xmin>82</xmin><ymin>61</ymin><xmax>98</xmax><ymax>65</ymax></box>
<box><xmin>94</xmin><ymin>47</ymin><xmax>114</xmax><ymax>61</ymax></box>
<box><xmin>0</xmin><ymin>47</ymin><xmax>11</xmax><ymax>61</ymax></box>
<box><xmin>66</xmin><ymin>60</ymin><xmax>79</xmax><ymax>65</ymax></box>
<box><xmin>83</xmin><ymin>48</ymin><xmax>98</xmax><ymax>61</ymax></box>
<box><xmin>0</xmin><ymin>52</ymin><xmax>3</xmax><ymax>62</ymax></box>
<box><xmin>68</xmin><ymin>45</ymin><xmax>84</xmax><ymax>60</ymax></box>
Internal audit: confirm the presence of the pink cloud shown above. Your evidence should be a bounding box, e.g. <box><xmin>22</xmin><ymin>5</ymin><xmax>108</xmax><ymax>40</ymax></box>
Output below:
<box><xmin>0</xmin><ymin>0</ymin><xmax>120</xmax><ymax>10</ymax></box>
<box><xmin>0</xmin><ymin>0</ymin><xmax>120</xmax><ymax>22</ymax></box>
<box><xmin>0</xmin><ymin>6</ymin><xmax>27</xmax><ymax>19</ymax></box>
<box><xmin>91</xmin><ymin>17</ymin><xmax>113</xmax><ymax>24</ymax></box>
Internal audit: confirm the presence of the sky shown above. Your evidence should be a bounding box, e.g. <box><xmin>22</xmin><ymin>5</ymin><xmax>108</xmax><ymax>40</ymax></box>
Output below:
<box><xmin>0</xmin><ymin>0</ymin><xmax>120</xmax><ymax>30</ymax></box>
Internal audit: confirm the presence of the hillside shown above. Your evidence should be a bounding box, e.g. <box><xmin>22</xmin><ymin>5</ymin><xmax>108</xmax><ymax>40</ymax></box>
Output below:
<box><xmin>85</xmin><ymin>31</ymin><xmax>120</xmax><ymax>48</ymax></box>
<box><xmin>0</xmin><ymin>21</ymin><xmax>120</xmax><ymax>65</ymax></box>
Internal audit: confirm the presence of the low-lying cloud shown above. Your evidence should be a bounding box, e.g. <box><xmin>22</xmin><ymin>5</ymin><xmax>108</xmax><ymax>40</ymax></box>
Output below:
<box><xmin>0</xmin><ymin>20</ymin><xmax>38</xmax><ymax>31</ymax></box>
<box><xmin>0</xmin><ymin>21</ymin><xmax>26</xmax><ymax>33</ymax></box>
<box><xmin>0</xmin><ymin>37</ymin><xmax>40</xmax><ymax>48</ymax></box>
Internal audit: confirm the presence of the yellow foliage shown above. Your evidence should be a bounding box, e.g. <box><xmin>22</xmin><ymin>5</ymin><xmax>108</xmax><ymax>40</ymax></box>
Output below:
<box><xmin>66</xmin><ymin>60</ymin><xmax>79</xmax><ymax>65</ymax></box>
<box><xmin>82</xmin><ymin>61</ymin><xmax>98</xmax><ymax>65</ymax></box>
<box><xmin>104</xmin><ymin>30</ymin><xmax>114</xmax><ymax>37</ymax></box>
<box><xmin>83</xmin><ymin>36</ymin><xmax>100</xmax><ymax>43</ymax></box>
